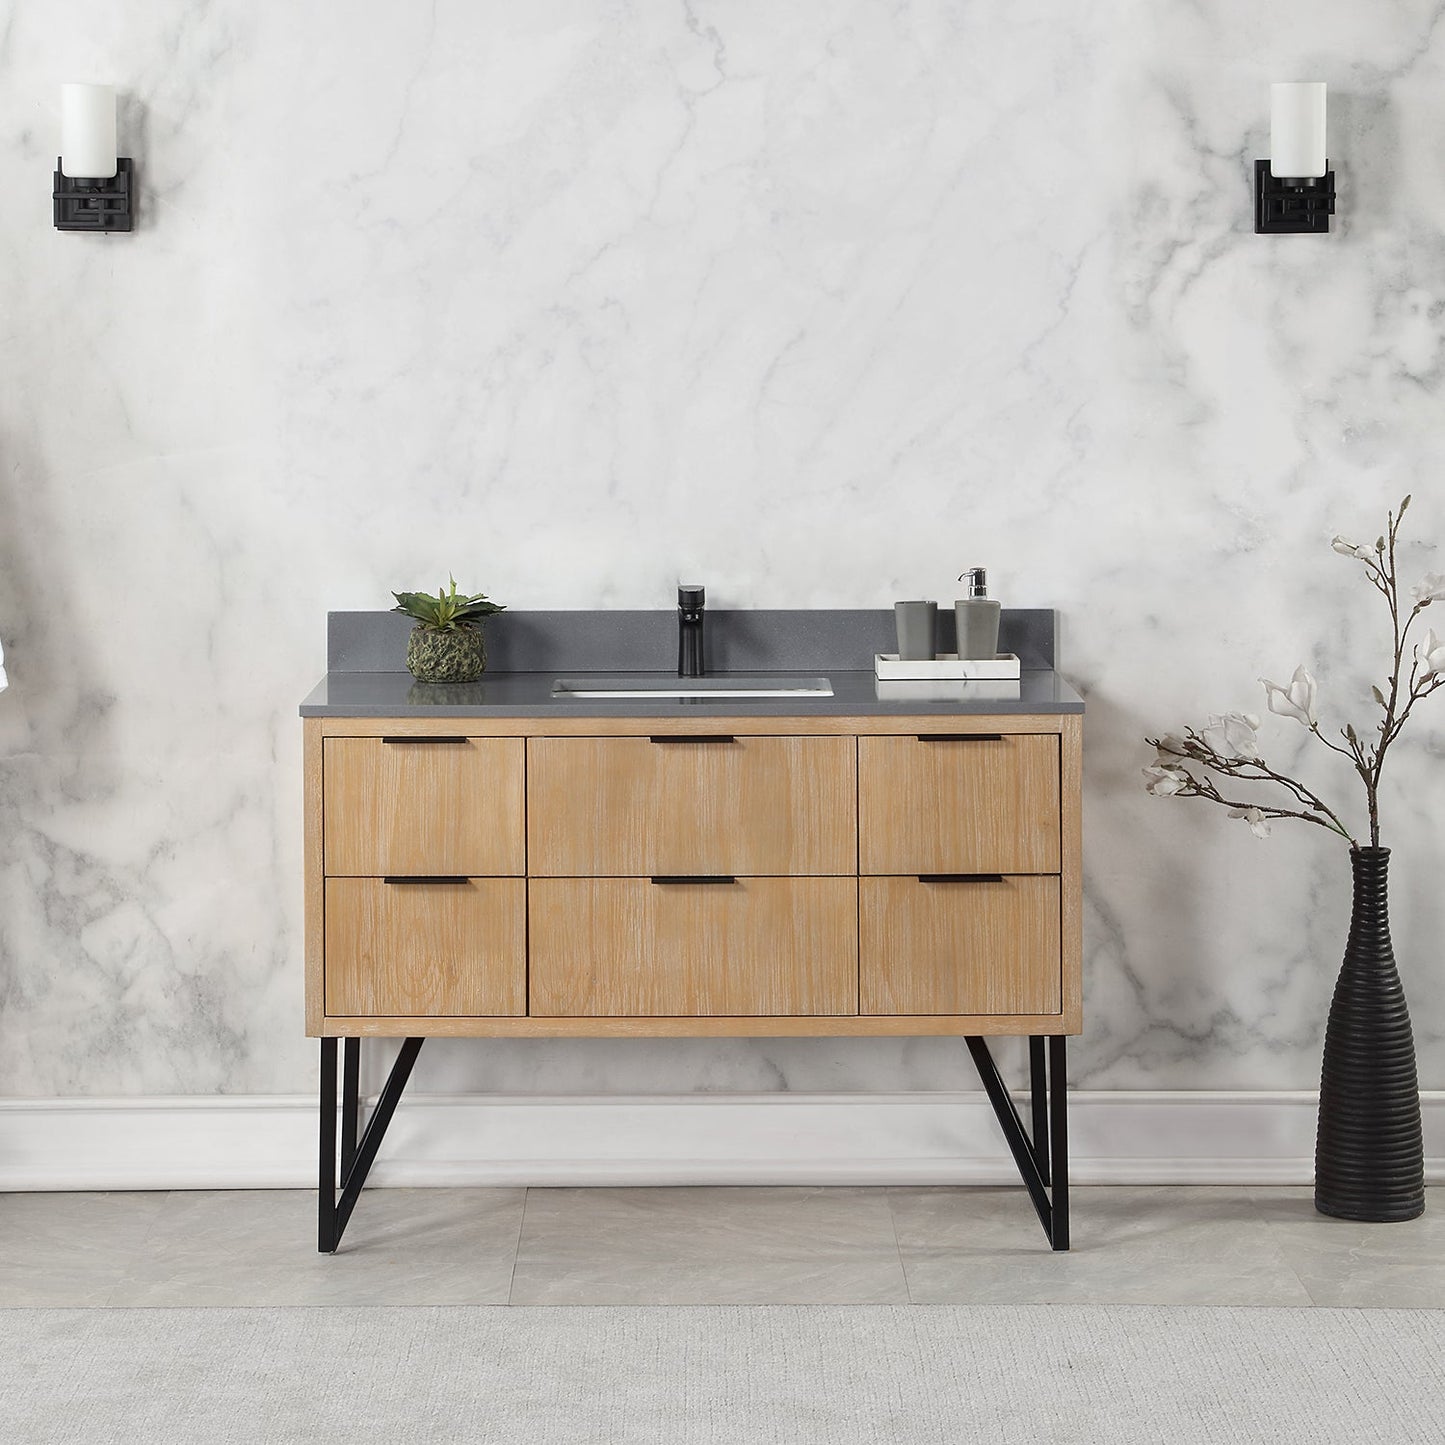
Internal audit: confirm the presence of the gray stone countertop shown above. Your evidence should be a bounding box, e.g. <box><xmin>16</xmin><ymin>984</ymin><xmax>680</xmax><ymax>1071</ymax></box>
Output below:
<box><xmin>299</xmin><ymin>668</ymin><xmax>1084</xmax><ymax>718</ymax></box>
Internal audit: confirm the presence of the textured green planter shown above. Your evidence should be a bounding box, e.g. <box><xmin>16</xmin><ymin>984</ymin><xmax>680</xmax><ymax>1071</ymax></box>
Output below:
<box><xmin>405</xmin><ymin>624</ymin><xmax>487</xmax><ymax>683</ymax></box>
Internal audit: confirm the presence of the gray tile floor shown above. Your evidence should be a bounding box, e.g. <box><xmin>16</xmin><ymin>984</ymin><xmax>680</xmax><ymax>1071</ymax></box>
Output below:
<box><xmin>1</xmin><ymin>1186</ymin><xmax>1439</xmax><ymax>1308</ymax></box>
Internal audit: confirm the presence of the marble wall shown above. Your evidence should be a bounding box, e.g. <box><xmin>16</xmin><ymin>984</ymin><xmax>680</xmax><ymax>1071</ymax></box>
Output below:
<box><xmin>1</xmin><ymin>1</ymin><xmax>1442</xmax><ymax>1099</ymax></box>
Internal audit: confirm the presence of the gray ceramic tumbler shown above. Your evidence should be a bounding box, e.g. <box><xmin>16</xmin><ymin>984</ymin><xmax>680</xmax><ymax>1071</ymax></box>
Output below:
<box><xmin>893</xmin><ymin>601</ymin><xmax>938</xmax><ymax>661</ymax></box>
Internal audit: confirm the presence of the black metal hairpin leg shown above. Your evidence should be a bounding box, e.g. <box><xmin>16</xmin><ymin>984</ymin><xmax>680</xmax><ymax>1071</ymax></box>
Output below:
<box><xmin>318</xmin><ymin>1036</ymin><xmax>425</xmax><ymax>1253</ymax></box>
<box><xmin>340</xmin><ymin>1037</ymin><xmax>361</xmax><ymax>1179</ymax></box>
<box><xmin>1029</xmin><ymin>1036</ymin><xmax>1050</xmax><ymax>1186</ymax></box>
<box><xmin>966</xmin><ymin>1034</ymin><xmax>1070</xmax><ymax>1250</ymax></box>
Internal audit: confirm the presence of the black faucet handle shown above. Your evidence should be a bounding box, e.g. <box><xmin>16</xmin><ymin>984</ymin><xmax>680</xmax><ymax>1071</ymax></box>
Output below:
<box><xmin>678</xmin><ymin>584</ymin><xmax>705</xmax><ymax>611</ymax></box>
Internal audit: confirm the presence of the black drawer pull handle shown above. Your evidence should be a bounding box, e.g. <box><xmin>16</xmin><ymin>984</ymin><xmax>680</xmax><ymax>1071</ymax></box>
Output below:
<box><xmin>918</xmin><ymin>873</ymin><xmax>1005</xmax><ymax>884</ymax></box>
<box><xmin>381</xmin><ymin>736</ymin><xmax>469</xmax><ymax>745</ymax></box>
<box><xmin>916</xmin><ymin>733</ymin><xmax>1003</xmax><ymax>743</ymax></box>
<box><xmin>649</xmin><ymin>735</ymin><xmax>738</xmax><ymax>745</ymax></box>
<box><xmin>382</xmin><ymin>876</ymin><xmax>471</xmax><ymax>885</ymax></box>
<box><xmin>650</xmin><ymin>875</ymin><xmax>738</xmax><ymax>885</ymax></box>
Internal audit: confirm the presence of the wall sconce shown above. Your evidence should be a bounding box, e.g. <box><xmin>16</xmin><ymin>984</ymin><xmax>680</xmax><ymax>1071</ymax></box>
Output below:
<box><xmin>53</xmin><ymin>83</ymin><xmax>133</xmax><ymax>232</ymax></box>
<box><xmin>1255</xmin><ymin>82</ymin><xmax>1334</xmax><ymax>234</ymax></box>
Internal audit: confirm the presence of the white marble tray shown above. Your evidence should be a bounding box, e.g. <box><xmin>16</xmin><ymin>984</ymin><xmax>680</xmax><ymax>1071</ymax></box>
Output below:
<box><xmin>874</xmin><ymin>652</ymin><xmax>1022</xmax><ymax>681</ymax></box>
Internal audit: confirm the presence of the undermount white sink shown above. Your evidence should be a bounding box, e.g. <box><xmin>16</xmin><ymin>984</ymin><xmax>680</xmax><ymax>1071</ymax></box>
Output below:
<box><xmin>551</xmin><ymin>674</ymin><xmax>834</xmax><ymax>700</ymax></box>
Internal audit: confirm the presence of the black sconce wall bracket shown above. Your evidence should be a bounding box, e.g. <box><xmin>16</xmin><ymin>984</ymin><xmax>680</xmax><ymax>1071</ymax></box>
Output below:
<box><xmin>53</xmin><ymin>157</ymin><xmax>133</xmax><ymax>232</ymax></box>
<box><xmin>1254</xmin><ymin>159</ymin><xmax>1335</xmax><ymax>234</ymax></box>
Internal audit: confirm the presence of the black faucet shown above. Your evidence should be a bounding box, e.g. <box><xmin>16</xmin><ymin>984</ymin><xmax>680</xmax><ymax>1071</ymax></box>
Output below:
<box><xmin>677</xmin><ymin>584</ymin><xmax>706</xmax><ymax>677</ymax></box>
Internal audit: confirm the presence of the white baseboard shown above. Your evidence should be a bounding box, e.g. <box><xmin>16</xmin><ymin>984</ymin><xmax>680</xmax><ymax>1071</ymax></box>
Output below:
<box><xmin>1</xmin><ymin>1091</ymin><xmax>1441</xmax><ymax>1192</ymax></box>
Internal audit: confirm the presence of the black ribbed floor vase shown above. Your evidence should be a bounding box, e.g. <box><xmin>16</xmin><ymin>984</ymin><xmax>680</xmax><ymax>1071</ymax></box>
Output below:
<box><xmin>1314</xmin><ymin>847</ymin><xmax>1425</xmax><ymax>1222</ymax></box>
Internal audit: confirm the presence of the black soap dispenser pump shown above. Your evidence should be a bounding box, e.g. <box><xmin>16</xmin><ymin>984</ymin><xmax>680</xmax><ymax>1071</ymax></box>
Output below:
<box><xmin>955</xmin><ymin>568</ymin><xmax>1001</xmax><ymax>661</ymax></box>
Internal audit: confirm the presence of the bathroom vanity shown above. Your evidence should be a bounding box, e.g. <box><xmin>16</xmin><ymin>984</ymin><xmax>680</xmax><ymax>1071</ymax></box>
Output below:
<box><xmin>301</xmin><ymin>609</ymin><xmax>1083</xmax><ymax>1252</ymax></box>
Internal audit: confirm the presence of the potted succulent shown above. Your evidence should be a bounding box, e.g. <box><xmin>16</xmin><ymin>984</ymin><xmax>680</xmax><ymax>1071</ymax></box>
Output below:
<box><xmin>1143</xmin><ymin>497</ymin><xmax>1443</xmax><ymax>1223</ymax></box>
<box><xmin>391</xmin><ymin>577</ymin><xmax>505</xmax><ymax>684</ymax></box>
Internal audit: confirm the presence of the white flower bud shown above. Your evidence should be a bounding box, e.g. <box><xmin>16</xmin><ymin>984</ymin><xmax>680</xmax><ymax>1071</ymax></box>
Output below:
<box><xmin>1412</xmin><ymin>573</ymin><xmax>1445</xmax><ymax>606</ymax></box>
<box><xmin>1142</xmin><ymin>763</ymin><xmax>1190</xmax><ymax>797</ymax></box>
<box><xmin>1417</xmin><ymin>628</ymin><xmax>1445</xmax><ymax>679</ymax></box>
<box><xmin>1227</xmin><ymin>806</ymin><xmax>1272</xmax><ymax>839</ymax></box>
<box><xmin>1260</xmin><ymin>665</ymin><xmax>1318</xmax><ymax>728</ymax></box>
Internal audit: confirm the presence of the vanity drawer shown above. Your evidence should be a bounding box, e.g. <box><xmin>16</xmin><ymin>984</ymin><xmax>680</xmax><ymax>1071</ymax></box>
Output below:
<box><xmin>324</xmin><ymin>737</ymin><xmax>524</xmax><ymax>876</ymax></box>
<box><xmin>859</xmin><ymin>875</ymin><xmax>1060</xmax><ymax>1015</ymax></box>
<box><xmin>858</xmin><ymin>734</ymin><xmax>1059</xmax><ymax>875</ymax></box>
<box><xmin>529</xmin><ymin>877</ymin><xmax>858</xmax><ymax>1017</ymax></box>
<box><xmin>324</xmin><ymin>877</ymin><xmax>525</xmax><ymax>1017</ymax></box>
<box><xmin>527</xmin><ymin>736</ymin><xmax>856</xmax><ymax>877</ymax></box>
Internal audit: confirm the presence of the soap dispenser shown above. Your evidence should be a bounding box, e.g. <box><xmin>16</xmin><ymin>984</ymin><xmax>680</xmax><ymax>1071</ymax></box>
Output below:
<box><xmin>955</xmin><ymin>568</ymin><xmax>1001</xmax><ymax>661</ymax></box>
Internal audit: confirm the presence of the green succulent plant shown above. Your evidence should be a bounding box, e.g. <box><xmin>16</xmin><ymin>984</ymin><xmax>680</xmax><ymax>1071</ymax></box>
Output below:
<box><xmin>391</xmin><ymin>576</ymin><xmax>506</xmax><ymax>632</ymax></box>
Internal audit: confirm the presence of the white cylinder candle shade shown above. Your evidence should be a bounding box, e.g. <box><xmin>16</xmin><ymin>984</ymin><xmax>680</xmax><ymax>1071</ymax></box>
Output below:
<box><xmin>1270</xmin><ymin>82</ymin><xmax>1327</xmax><ymax>180</ymax></box>
<box><xmin>60</xmin><ymin>83</ymin><xmax>118</xmax><ymax>179</ymax></box>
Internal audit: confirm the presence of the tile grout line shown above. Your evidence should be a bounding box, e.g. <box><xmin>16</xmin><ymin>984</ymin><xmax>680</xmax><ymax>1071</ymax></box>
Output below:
<box><xmin>1247</xmin><ymin>1185</ymin><xmax>1327</xmax><ymax>1307</ymax></box>
<box><xmin>505</xmin><ymin>1188</ymin><xmax>532</xmax><ymax>1306</ymax></box>
<box><xmin>883</xmin><ymin>1188</ymin><xmax>917</xmax><ymax>1306</ymax></box>
<box><xmin>100</xmin><ymin>1189</ymin><xmax>175</xmax><ymax>1307</ymax></box>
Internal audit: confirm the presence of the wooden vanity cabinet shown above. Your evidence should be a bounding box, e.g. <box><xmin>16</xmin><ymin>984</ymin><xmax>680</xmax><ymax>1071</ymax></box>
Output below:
<box><xmin>305</xmin><ymin>714</ymin><xmax>1082</xmax><ymax>1040</ymax></box>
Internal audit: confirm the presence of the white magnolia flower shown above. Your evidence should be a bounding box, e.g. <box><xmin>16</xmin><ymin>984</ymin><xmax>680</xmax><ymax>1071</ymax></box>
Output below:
<box><xmin>1413</xmin><ymin>573</ymin><xmax>1445</xmax><ymax>606</ymax></box>
<box><xmin>1331</xmin><ymin>536</ymin><xmax>1375</xmax><ymax>560</ymax></box>
<box><xmin>1201</xmin><ymin>711</ymin><xmax>1262</xmax><ymax>760</ymax></box>
<box><xmin>1260</xmin><ymin>665</ymin><xmax>1318</xmax><ymax>728</ymax></box>
<box><xmin>1227</xmin><ymin>806</ymin><xmax>1272</xmax><ymax>839</ymax></box>
<box><xmin>1154</xmin><ymin>733</ymin><xmax>1190</xmax><ymax>762</ymax></box>
<box><xmin>1142</xmin><ymin>763</ymin><xmax>1190</xmax><ymax>797</ymax></box>
<box><xmin>1417</xmin><ymin>628</ymin><xmax>1445</xmax><ymax>679</ymax></box>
